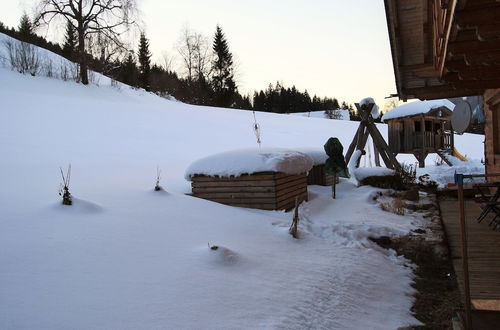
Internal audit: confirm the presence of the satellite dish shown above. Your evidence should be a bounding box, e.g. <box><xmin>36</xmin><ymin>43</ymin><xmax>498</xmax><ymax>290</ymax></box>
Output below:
<box><xmin>452</xmin><ymin>101</ymin><xmax>472</xmax><ymax>134</ymax></box>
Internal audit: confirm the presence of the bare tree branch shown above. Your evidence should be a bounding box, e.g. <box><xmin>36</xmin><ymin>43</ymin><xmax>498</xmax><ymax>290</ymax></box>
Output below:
<box><xmin>34</xmin><ymin>0</ymin><xmax>137</xmax><ymax>85</ymax></box>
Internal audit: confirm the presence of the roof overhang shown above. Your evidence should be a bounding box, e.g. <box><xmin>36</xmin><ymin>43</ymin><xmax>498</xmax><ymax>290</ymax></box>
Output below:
<box><xmin>384</xmin><ymin>0</ymin><xmax>500</xmax><ymax>101</ymax></box>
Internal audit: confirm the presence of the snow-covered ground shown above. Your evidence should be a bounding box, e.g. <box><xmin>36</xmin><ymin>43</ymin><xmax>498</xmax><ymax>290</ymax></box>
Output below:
<box><xmin>0</xmin><ymin>34</ymin><xmax>485</xmax><ymax>329</ymax></box>
<box><xmin>289</xmin><ymin>109</ymin><xmax>350</xmax><ymax>120</ymax></box>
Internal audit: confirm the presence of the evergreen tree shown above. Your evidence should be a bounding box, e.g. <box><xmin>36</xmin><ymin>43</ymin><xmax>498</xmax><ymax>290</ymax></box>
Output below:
<box><xmin>18</xmin><ymin>13</ymin><xmax>33</xmax><ymax>42</ymax></box>
<box><xmin>138</xmin><ymin>32</ymin><xmax>151</xmax><ymax>91</ymax></box>
<box><xmin>211</xmin><ymin>25</ymin><xmax>236</xmax><ymax>107</ymax></box>
<box><xmin>121</xmin><ymin>53</ymin><xmax>139</xmax><ymax>87</ymax></box>
<box><xmin>62</xmin><ymin>20</ymin><xmax>77</xmax><ymax>60</ymax></box>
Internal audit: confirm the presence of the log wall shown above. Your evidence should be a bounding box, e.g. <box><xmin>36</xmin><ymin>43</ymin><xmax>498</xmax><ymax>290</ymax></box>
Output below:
<box><xmin>484</xmin><ymin>88</ymin><xmax>500</xmax><ymax>181</ymax></box>
<box><xmin>191</xmin><ymin>172</ymin><xmax>308</xmax><ymax>211</ymax></box>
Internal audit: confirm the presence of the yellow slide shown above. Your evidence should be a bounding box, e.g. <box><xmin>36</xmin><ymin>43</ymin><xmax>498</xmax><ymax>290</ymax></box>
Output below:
<box><xmin>453</xmin><ymin>148</ymin><xmax>468</xmax><ymax>161</ymax></box>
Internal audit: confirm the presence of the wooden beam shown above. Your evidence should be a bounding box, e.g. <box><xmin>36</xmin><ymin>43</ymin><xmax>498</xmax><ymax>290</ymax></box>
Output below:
<box><xmin>477</xmin><ymin>23</ymin><xmax>500</xmax><ymax>40</ymax></box>
<box><xmin>452</xmin><ymin>66</ymin><xmax>500</xmax><ymax>80</ymax></box>
<box><xmin>451</xmin><ymin>78</ymin><xmax>500</xmax><ymax>90</ymax></box>
<box><xmin>449</xmin><ymin>39</ymin><xmax>500</xmax><ymax>55</ymax></box>
<box><xmin>456</xmin><ymin>5</ymin><xmax>500</xmax><ymax>27</ymax></box>
<box><xmin>403</xmin><ymin>85</ymin><xmax>484</xmax><ymax>100</ymax></box>
<box><xmin>463</xmin><ymin>50</ymin><xmax>500</xmax><ymax>65</ymax></box>
<box><xmin>345</xmin><ymin>122</ymin><xmax>363</xmax><ymax>165</ymax></box>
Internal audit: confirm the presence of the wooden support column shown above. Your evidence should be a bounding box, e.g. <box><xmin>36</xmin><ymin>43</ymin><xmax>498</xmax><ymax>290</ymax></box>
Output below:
<box><xmin>374</xmin><ymin>143</ymin><xmax>381</xmax><ymax>167</ymax></box>
<box><xmin>455</xmin><ymin>174</ymin><xmax>472</xmax><ymax>330</ymax></box>
<box><xmin>345</xmin><ymin>123</ymin><xmax>364</xmax><ymax>164</ymax></box>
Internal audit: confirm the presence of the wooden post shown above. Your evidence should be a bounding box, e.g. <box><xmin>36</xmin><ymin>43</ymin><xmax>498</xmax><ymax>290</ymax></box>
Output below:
<box><xmin>456</xmin><ymin>174</ymin><xmax>473</xmax><ymax>330</ymax></box>
<box><xmin>373</xmin><ymin>142</ymin><xmax>381</xmax><ymax>167</ymax></box>
<box><xmin>345</xmin><ymin>123</ymin><xmax>363</xmax><ymax>164</ymax></box>
<box><xmin>332</xmin><ymin>172</ymin><xmax>337</xmax><ymax>199</ymax></box>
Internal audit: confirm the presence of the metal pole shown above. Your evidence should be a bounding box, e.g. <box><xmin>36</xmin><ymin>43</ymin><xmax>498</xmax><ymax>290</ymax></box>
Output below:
<box><xmin>455</xmin><ymin>173</ymin><xmax>472</xmax><ymax>330</ymax></box>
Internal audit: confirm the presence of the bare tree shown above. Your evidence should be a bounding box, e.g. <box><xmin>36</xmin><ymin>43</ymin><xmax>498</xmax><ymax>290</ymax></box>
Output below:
<box><xmin>177</xmin><ymin>27</ymin><xmax>212</xmax><ymax>85</ymax></box>
<box><xmin>161</xmin><ymin>50</ymin><xmax>174</xmax><ymax>72</ymax></box>
<box><xmin>382</xmin><ymin>97</ymin><xmax>399</xmax><ymax>114</ymax></box>
<box><xmin>34</xmin><ymin>0</ymin><xmax>137</xmax><ymax>85</ymax></box>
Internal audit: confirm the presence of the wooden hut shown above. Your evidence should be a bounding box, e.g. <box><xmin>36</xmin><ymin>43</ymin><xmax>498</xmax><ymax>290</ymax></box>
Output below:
<box><xmin>185</xmin><ymin>149</ymin><xmax>313</xmax><ymax>211</ymax></box>
<box><xmin>307</xmin><ymin>164</ymin><xmax>337</xmax><ymax>186</ymax></box>
<box><xmin>382</xmin><ymin>100</ymin><xmax>455</xmax><ymax>167</ymax></box>
<box><xmin>190</xmin><ymin>172</ymin><xmax>308</xmax><ymax>211</ymax></box>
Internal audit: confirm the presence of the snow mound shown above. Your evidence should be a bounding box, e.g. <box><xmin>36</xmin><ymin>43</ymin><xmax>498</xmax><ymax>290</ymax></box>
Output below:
<box><xmin>353</xmin><ymin>167</ymin><xmax>396</xmax><ymax>182</ymax></box>
<box><xmin>205</xmin><ymin>245</ymin><xmax>239</xmax><ymax>265</ymax></box>
<box><xmin>381</xmin><ymin>99</ymin><xmax>454</xmax><ymax>122</ymax></box>
<box><xmin>185</xmin><ymin>148</ymin><xmax>314</xmax><ymax>179</ymax></box>
<box><xmin>290</xmin><ymin>110</ymin><xmax>350</xmax><ymax>121</ymax></box>
<box><xmin>51</xmin><ymin>197</ymin><xmax>104</xmax><ymax>214</ymax></box>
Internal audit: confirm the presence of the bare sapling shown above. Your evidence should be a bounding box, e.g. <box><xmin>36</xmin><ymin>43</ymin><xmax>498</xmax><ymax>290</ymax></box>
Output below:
<box><xmin>252</xmin><ymin>111</ymin><xmax>262</xmax><ymax>148</ymax></box>
<box><xmin>154</xmin><ymin>166</ymin><xmax>163</xmax><ymax>191</ymax></box>
<box><xmin>289</xmin><ymin>197</ymin><xmax>300</xmax><ymax>239</ymax></box>
<box><xmin>58</xmin><ymin>164</ymin><xmax>72</xmax><ymax>205</ymax></box>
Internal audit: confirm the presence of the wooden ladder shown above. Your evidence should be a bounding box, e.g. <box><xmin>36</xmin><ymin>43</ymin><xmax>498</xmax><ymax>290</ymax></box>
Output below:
<box><xmin>436</xmin><ymin>149</ymin><xmax>454</xmax><ymax>166</ymax></box>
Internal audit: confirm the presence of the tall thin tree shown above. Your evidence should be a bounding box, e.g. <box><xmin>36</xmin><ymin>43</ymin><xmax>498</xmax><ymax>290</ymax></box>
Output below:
<box><xmin>18</xmin><ymin>13</ymin><xmax>33</xmax><ymax>42</ymax></box>
<box><xmin>138</xmin><ymin>32</ymin><xmax>151</xmax><ymax>91</ymax></box>
<box><xmin>62</xmin><ymin>20</ymin><xmax>77</xmax><ymax>60</ymax></box>
<box><xmin>211</xmin><ymin>25</ymin><xmax>236</xmax><ymax>107</ymax></box>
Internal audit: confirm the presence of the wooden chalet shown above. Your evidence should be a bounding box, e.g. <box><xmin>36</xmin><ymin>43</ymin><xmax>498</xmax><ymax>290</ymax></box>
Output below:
<box><xmin>383</xmin><ymin>101</ymin><xmax>454</xmax><ymax>166</ymax></box>
<box><xmin>384</xmin><ymin>0</ymin><xmax>500</xmax><ymax>174</ymax></box>
<box><xmin>384</xmin><ymin>0</ymin><xmax>500</xmax><ymax>328</ymax></box>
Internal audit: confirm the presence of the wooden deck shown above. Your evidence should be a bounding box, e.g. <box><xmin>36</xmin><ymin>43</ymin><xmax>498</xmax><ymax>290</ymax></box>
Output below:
<box><xmin>440</xmin><ymin>199</ymin><xmax>500</xmax><ymax>311</ymax></box>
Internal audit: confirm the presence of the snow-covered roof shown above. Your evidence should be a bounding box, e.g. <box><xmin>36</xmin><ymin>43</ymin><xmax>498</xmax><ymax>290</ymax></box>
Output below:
<box><xmin>185</xmin><ymin>148</ymin><xmax>314</xmax><ymax>180</ymax></box>
<box><xmin>381</xmin><ymin>99</ymin><xmax>454</xmax><ymax>122</ymax></box>
<box><xmin>295</xmin><ymin>148</ymin><xmax>328</xmax><ymax>165</ymax></box>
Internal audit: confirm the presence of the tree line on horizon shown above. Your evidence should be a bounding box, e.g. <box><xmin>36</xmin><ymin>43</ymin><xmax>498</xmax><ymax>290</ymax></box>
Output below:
<box><xmin>0</xmin><ymin>9</ymin><xmax>362</xmax><ymax>118</ymax></box>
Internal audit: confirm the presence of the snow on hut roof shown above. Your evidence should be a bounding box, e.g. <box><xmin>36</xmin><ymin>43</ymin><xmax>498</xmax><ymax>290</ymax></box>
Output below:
<box><xmin>185</xmin><ymin>148</ymin><xmax>314</xmax><ymax>180</ymax></box>
<box><xmin>381</xmin><ymin>99</ymin><xmax>455</xmax><ymax>122</ymax></box>
<box><xmin>295</xmin><ymin>148</ymin><xmax>328</xmax><ymax>165</ymax></box>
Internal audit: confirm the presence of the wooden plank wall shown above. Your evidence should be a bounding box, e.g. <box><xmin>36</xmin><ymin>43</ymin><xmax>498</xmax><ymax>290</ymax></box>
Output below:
<box><xmin>191</xmin><ymin>172</ymin><xmax>308</xmax><ymax>211</ymax></box>
<box><xmin>307</xmin><ymin>165</ymin><xmax>335</xmax><ymax>186</ymax></box>
<box><xmin>485</xmin><ymin>88</ymin><xmax>500</xmax><ymax>182</ymax></box>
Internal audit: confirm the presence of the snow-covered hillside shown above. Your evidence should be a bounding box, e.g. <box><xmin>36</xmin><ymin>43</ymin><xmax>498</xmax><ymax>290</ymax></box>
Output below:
<box><xmin>0</xmin><ymin>34</ymin><xmax>485</xmax><ymax>329</ymax></box>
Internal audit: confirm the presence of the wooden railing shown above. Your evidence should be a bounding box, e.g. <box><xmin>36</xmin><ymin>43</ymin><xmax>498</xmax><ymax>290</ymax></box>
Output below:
<box><xmin>413</xmin><ymin>132</ymin><xmax>453</xmax><ymax>150</ymax></box>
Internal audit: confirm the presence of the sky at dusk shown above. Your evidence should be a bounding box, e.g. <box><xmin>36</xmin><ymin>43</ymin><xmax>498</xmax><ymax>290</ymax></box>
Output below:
<box><xmin>0</xmin><ymin>0</ymin><xmax>397</xmax><ymax>107</ymax></box>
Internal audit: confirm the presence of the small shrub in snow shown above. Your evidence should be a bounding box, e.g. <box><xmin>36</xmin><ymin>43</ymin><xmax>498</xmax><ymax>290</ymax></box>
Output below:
<box><xmin>4</xmin><ymin>39</ymin><xmax>40</xmax><ymax>76</ymax></box>
<box><xmin>154</xmin><ymin>166</ymin><xmax>163</xmax><ymax>191</ymax></box>
<box><xmin>417</xmin><ymin>174</ymin><xmax>438</xmax><ymax>189</ymax></box>
<box><xmin>42</xmin><ymin>59</ymin><xmax>54</xmax><ymax>78</ymax></box>
<box><xmin>58</xmin><ymin>165</ymin><xmax>72</xmax><ymax>206</ymax></box>
<box><xmin>396</xmin><ymin>162</ymin><xmax>417</xmax><ymax>187</ymax></box>
<box><xmin>252</xmin><ymin>111</ymin><xmax>262</xmax><ymax>147</ymax></box>
<box><xmin>289</xmin><ymin>197</ymin><xmax>300</xmax><ymax>239</ymax></box>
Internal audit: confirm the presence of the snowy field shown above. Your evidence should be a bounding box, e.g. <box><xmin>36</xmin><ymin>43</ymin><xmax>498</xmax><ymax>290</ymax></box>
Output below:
<box><xmin>0</xmin><ymin>34</ymin><xmax>485</xmax><ymax>329</ymax></box>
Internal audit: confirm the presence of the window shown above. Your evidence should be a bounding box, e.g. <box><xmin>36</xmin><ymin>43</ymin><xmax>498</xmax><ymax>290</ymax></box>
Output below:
<box><xmin>414</xmin><ymin>121</ymin><xmax>421</xmax><ymax>132</ymax></box>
